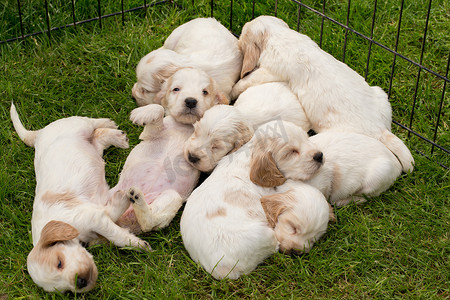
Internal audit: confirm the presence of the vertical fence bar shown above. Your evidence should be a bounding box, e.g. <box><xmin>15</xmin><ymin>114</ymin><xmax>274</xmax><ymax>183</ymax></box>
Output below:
<box><xmin>408</xmin><ymin>0</ymin><xmax>433</xmax><ymax>137</ymax></box>
<box><xmin>44</xmin><ymin>0</ymin><xmax>51</xmax><ymax>40</ymax></box>
<box><xmin>121</xmin><ymin>0</ymin><xmax>125</xmax><ymax>26</ymax></box>
<box><xmin>364</xmin><ymin>0</ymin><xmax>377</xmax><ymax>80</ymax></box>
<box><xmin>431</xmin><ymin>51</ymin><xmax>450</xmax><ymax>154</ymax></box>
<box><xmin>274</xmin><ymin>0</ymin><xmax>278</xmax><ymax>17</ymax></box>
<box><xmin>342</xmin><ymin>0</ymin><xmax>351</xmax><ymax>62</ymax></box>
<box><xmin>17</xmin><ymin>0</ymin><xmax>25</xmax><ymax>39</ymax></box>
<box><xmin>252</xmin><ymin>0</ymin><xmax>255</xmax><ymax>19</ymax></box>
<box><xmin>98</xmin><ymin>0</ymin><xmax>102</xmax><ymax>28</ymax></box>
<box><xmin>296</xmin><ymin>3</ymin><xmax>301</xmax><ymax>32</ymax></box>
<box><xmin>210</xmin><ymin>0</ymin><xmax>213</xmax><ymax>17</ymax></box>
<box><xmin>319</xmin><ymin>0</ymin><xmax>326</xmax><ymax>48</ymax></box>
<box><xmin>229</xmin><ymin>0</ymin><xmax>233</xmax><ymax>32</ymax></box>
<box><xmin>387</xmin><ymin>0</ymin><xmax>405</xmax><ymax>98</ymax></box>
<box><xmin>71</xmin><ymin>0</ymin><xmax>76</xmax><ymax>27</ymax></box>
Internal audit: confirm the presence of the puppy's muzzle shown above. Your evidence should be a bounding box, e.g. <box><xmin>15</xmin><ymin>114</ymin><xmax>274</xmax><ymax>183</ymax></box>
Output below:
<box><xmin>313</xmin><ymin>152</ymin><xmax>323</xmax><ymax>163</ymax></box>
<box><xmin>77</xmin><ymin>276</ymin><xmax>88</xmax><ymax>289</ymax></box>
<box><xmin>185</xmin><ymin>98</ymin><xmax>198</xmax><ymax>109</ymax></box>
<box><xmin>188</xmin><ymin>153</ymin><xmax>200</xmax><ymax>164</ymax></box>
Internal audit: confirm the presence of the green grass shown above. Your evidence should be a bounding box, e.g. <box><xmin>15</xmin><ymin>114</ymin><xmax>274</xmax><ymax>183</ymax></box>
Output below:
<box><xmin>0</xmin><ymin>0</ymin><xmax>449</xmax><ymax>298</ymax></box>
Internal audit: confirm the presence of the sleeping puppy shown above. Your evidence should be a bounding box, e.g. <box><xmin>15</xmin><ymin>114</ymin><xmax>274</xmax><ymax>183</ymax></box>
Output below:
<box><xmin>234</xmin><ymin>15</ymin><xmax>414</xmax><ymax>173</ymax></box>
<box><xmin>10</xmin><ymin>103</ymin><xmax>150</xmax><ymax>293</ymax></box>
<box><xmin>132</xmin><ymin>17</ymin><xmax>242</xmax><ymax>106</ymax></box>
<box><xmin>251</xmin><ymin>131</ymin><xmax>403</xmax><ymax>207</ymax></box>
<box><xmin>260</xmin><ymin>180</ymin><xmax>334</xmax><ymax>255</ymax></box>
<box><xmin>180</xmin><ymin>121</ymin><xmax>326</xmax><ymax>280</ymax></box>
<box><xmin>184</xmin><ymin>82</ymin><xmax>311</xmax><ymax>172</ymax></box>
<box><xmin>115</xmin><ymin>67</ymin><xmax>227</xmax><ymax>234</ymax></box>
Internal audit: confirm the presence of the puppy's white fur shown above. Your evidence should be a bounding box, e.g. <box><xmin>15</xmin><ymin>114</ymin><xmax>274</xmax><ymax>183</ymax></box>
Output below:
<box><xmin>155</xmin><ymin>67</ymin><xmax>228</xmax><ymax>125</ymax></box>
<box><xmin>234</xmin><ymin>15</ymin><xmax>414</xmax><ymax>173</ymax></box>
<box><xmin>180</xmin><ymin>121</ymin><xmax>325</xmax><ymax>280</ymax></box>
<box><xmin>304</xmin><ymin>132</ymin><xmax>403</xmax><ymax>206</ymax></box>
<box><xmin>132</xmin><ymin>18</ymin><xmax>242</xmax><ymax>106</ymax></box>
<box><xmin>260</xmin><ymin>181</ymin><xmax>333</xmax><ymax>255</ymax></box>
<box><xmin>10</xmin><ymin>103</ymin><xmax>150</xmax><ymax>293</ymax></box>
<box><xmin>184</xmin><ymin>82</ymin><xmax>311</xmax><ymax>172</ymax></box>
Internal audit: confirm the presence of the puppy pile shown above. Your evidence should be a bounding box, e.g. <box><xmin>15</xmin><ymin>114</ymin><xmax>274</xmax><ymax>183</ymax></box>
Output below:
<box><xmin>11</xmin><ymin>16</ymin><xmax>414</xmax><ymax>292</ymax></box>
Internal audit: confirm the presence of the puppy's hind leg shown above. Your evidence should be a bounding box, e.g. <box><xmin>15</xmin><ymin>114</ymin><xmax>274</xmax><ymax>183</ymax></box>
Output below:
<box><xmin>130</xmin><ymin>104</ymin><xmax>165</xmax><ymax>140</ymax></box>
<box><xmin>89</xmin><ymin>118</ymin><xmax>118</xmax><ymax>130</ymax></box>
<box><xmin>128</xmin><ymin>188</ymin><xmax>183</xmax><ymax>233</ymax></box>
<box><xmin>91</xmin><ymin>128</ymin><xmax>129</xmax><ymax>155</ymax></box>
<box><xmin>104</xmin><ymin>188</ymin><xmax>135</xmax><ymax>222</ymax></box>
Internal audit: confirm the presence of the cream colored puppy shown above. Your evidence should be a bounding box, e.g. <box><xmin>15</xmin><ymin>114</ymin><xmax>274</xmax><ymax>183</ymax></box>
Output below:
<box><xmin>184</xmin><ymin>82</ymin><xmax>311</xmax><ymax>172</ymax></box>
<box><xmin>117</xmin><ymin>68</ymin><xmax>227</xmax><ymax>234</ymax></box>
<box><xmin>180</xmin><ymin>121</ymin><xmax>325</xmax><ymax>280</ymax></box>
<box><xmin>234</xmin><ymin>15</ymin><xmax>414</xmax><ymax>173</ymax></box>
<box><xmin>260</xmin><ymin>181</ymin><xmax>334</xmax><ymax>255</ymax></box>
<box><xmin>132</xmin><ymin>18</ymin><xmax>242</xmax><ymax>106</ymax></box>
<box><xmin>251</xmin><ymin>131</ymin><xmax>403</xmax><ymax>207</ymax></box>
<box><xmin>306</xmin><ymin>132</ymin><xmax>404</xmax><ymax>206</ymax></box>
<box><xmin>10</xmin><ymin>103</ymin><xmax>150</xmax><ymax>293</ymax></box>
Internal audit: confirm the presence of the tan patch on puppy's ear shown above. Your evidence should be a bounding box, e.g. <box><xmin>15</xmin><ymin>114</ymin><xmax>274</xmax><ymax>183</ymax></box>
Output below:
<box><xmin>328</xmin><ymin>203</ymin><xmax>336</xmax><ymax>223</ymax></box>
<box><xmin>260</xmin><ymin>192</ymin><xmax>292</xmax><ymax>228</ymax></box>
<box><xmin>155</xmin><ymin>76</ymin><xmax>172</xmax><ymax>106</ymax></box>
<box><xmin>215</xmin><ymin>92</ymin><xmax>230</xmax><ymax>105</ymax></box>
<box><xmin>230</xmin><ymin>122</ymin><xmax>253</xmax><ymax>153</ymax></box>
<box><xmin>152</xmin><ymin>64</ymin><xmax>180</xmax><ymax>84</ymax></box>
<box><xmin>239</xmin><ymin>31</ymin><xmax>267</xmax><ymax>78</ymax></box>
<box><xmin>38</xmin><ymin>221</ymin><xmax>79</xmax><ymax>248</ymax></box>
<box><xmin>250</xmin><ymin>150</ymin><xmax>286</xmax><ymax>187</ymax></box>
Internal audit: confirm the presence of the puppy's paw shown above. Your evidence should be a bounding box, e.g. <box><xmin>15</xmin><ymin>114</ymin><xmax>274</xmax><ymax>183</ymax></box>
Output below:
<box><xmin>127</xmin><ymin>187</ymin><xmax>145</xmax><ymax>206</ymax></box>
<box><xmin>130</xmin><ymin>104</ymin><xmax>164</xmax><ymax>126</ymax></box>
<box><xmin>136</xmin><ymin>239</ymin><xmax>153</xmax><ymax>252</ymax></box>
<box><xmin>110</xmin><ymin>129</ymin><xmax>129</xmax><ymax>149</ymax></box>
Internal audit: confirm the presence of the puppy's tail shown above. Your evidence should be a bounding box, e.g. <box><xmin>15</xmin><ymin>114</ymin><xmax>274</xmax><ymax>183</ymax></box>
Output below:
<box><xmin>10</xmin><ymin>102</ymin><xmax>38</xmax><ymax>147</ymax></box>
<box><xmin>379</xmin><ymin>130</ymin><xmax>414</xmax><ymax>173</ymax></box>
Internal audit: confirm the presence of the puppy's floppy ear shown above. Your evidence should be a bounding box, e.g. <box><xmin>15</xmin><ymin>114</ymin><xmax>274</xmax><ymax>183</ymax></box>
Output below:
<box><xmin>155</xmin><ymin>76</ymin><xmax>171</xmax><ymax>106</ymax></box>
<box><xmin>250</xmin><ymin>150</ymin><xmax>286</xmax><ymax>188</ymax></box>
<box><xmin>38</xmin><ymin>220</ymin><xmax>79</xmax><ymax>248</ymax></box>
<box><xmin>215</xmin><ymin>92</ymin><xmax>230</xmax><ymax>105</ymax></box>
<box><xmin>260</xmin><ymin>192</ymin><xmax>291</xmax><ymax>228</ymax></box>
<box><xmin>229</xmin><ymin>122</ymin><xmax>253</xmax><ymax>153</ymax></box>
<box><xmin>328</xmin><ymin>203</ymin><xmax>336</xmax><ymax>223</ymax></box>
<box><xmin>239</xmin><ymin>30</ymin><xmax>267</xmax><ymax>79</ymax></box>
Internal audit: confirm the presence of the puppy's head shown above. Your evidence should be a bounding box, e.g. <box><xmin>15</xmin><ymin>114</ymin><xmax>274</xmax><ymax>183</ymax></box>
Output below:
<box><xmin>155</xmin><ymin>67</ymin><xmax>229</xmax><ymax>125</ymax></box>
<box><xmin>27</xmin><ymin>221</ymin><xmax>98</xmax><ymax>293</ymax></box>
<box><xmin>132</xmin><ymin>49</ymin><xmax>182</xmax><ymax>106</ymax></box>
<box><xmin>249</xmin><ymin>121</ymin><xmax>323</xmax><ymax>188</ymax></box>
<box><xmin>184</xmin><ymin>105</ymin><xmax>253</xmax><ymax>172</ymax></box>
<box><xmin>239</xmin><ymin>16</ymin><xmax>289</xmax><ymax>78</ymax></box>
<box><xmin>260</xmin><ymin>186</ymin><xmax>332</xmax><ymax>254</ymax></box>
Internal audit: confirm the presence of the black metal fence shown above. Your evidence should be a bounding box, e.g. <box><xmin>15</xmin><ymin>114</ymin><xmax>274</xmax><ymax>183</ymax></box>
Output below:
<box><xmin>1</xmin><ymin>0</ymin><xmax>448</xmax><ymax>168</ymax></box>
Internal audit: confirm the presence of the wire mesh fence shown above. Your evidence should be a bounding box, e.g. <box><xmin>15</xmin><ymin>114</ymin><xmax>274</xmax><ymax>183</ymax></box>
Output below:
<box><xmin>1</xmin><ymin>0</ymin><xmax>448</xmax><ymax>168</ymax></box>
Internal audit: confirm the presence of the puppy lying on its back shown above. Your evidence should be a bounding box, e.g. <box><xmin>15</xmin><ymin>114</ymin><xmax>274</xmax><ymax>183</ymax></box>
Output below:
<box><xmin>132</xmin><ymin>18</ymin><xmax>242</xmax><ymax>106</ymax></box>
<box><xmin>10</xmin><ymin>103</ymin><xmax>150</xmax><ymax>293</ymax></box>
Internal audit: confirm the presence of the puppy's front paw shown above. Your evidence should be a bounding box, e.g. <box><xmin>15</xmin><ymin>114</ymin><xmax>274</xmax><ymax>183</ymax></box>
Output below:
<box><xmin>130</xmin><ymin>104</ymin><xmax>164</xmax><ymax>126</ymax></box>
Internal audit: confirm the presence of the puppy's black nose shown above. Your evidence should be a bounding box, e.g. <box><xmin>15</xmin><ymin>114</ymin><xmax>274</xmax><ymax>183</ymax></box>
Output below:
<box><xmin>188</xmin><ymin>153</ymin><xmax>200</xmax><ymax>164</ymax></box>
<box><xmin>185</xmin><ymin>98</ymin><xmax>197</xmax><ymax>109</ymax></box>
<box><xmin>76</xmin><ymin>277</ymin><xmax>88</xmax><ymax>289</ymax></box>
<box><xmin>313</xmin><ymin>152</ymin><xmax>323</xmax><ymax>163</ymax></box>
<box><xmin>131</xmin><ymin>95</ymin><xmax>136</xmax><ymax>101</ymax></box>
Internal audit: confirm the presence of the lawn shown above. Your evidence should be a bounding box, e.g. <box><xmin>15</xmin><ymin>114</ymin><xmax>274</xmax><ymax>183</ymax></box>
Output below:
<box><xmin>0</xmin><ymin>0</ymin><xmax>448</xmax><ymax>298</ymax></box>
